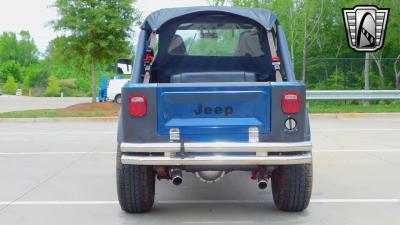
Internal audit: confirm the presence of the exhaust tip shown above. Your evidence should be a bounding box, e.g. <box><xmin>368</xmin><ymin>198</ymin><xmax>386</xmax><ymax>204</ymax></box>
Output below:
<box><xmin>169</xmin><ymin>168</ymin><xmax>183</xmax><ymax>186</ymax></box>
<box><xmin>172</xmin><ymin>176</ymin><xmax>183</xmax><ymax>186</ymax></box>
<box><xmin>258</xmin><ymin>180</ymin><xmax>268</xmax><ymax>189</ymax></box>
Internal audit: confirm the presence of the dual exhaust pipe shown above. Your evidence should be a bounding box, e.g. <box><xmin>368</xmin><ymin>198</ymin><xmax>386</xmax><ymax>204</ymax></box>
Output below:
<box><xmin>169</xmin><ymin>168</ymin><xmax>268</xmax><ymax>189</ymax></box>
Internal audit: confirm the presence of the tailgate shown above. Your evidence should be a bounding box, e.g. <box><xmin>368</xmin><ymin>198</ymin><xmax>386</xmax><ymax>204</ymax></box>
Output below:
<box><xmin>157</xmin><ymin>84</ymin><xmax>271</xmax><ymax>141</ymax></box>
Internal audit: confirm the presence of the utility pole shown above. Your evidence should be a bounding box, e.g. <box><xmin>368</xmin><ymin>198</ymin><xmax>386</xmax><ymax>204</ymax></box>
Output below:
<box><xmin>363</xmin><ymin>53</ymin><xmax>370</xmax><ymax>106</ymax></box>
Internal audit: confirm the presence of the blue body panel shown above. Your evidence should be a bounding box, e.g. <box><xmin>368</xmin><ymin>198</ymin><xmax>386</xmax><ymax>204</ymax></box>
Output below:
<box><xmin>157</xmin><ymin>85</ymin><xmax>271</xmax><ymax>142</ymax></box>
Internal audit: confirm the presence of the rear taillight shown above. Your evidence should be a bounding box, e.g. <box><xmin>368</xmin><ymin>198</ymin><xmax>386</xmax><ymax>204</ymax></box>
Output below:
<box><xmin>129</xmin><ymin>95</ymin><xmax>147</xmax><ymax>117</ymax></box>
<box><xmin>282</xmin><ymin>92</ymin><xmax>300</xmax><ymax>114</ymax></box>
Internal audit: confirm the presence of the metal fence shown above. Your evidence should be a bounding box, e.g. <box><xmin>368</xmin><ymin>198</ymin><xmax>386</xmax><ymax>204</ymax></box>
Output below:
<box><xmin>307</xmin><ymin>90</ymin><xmax>400</xmax><ymax>100</ymax></box>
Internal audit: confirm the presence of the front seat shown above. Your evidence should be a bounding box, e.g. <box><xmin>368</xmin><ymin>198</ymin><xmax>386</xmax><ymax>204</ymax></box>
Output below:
<box><xmin>234</xmin><ymin>31</ymin><xmax>264</xmax><ymax>57</ymax></box>
<box><xmin>168</xmin><ymin>35</ymin><xmax>187</xmax><ymax>55</ymax></box>
<box><xmin>170</xmin><ymin>71</ymin><xmax>256</xmax><ymax>83</ymax></box>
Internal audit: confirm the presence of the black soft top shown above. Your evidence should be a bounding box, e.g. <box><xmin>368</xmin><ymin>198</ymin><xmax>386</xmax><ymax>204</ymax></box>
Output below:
<box><xmin>141</xmin><ymin>6</ymin><xmax>278</xmax><ymax>32</ymax></box>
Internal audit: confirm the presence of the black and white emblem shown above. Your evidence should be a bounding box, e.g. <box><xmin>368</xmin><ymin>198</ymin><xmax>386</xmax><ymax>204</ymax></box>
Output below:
<box><xmin>342</xmin><ymin>5</ymin><xmax>389</xmax><ymax>52</ymax></box>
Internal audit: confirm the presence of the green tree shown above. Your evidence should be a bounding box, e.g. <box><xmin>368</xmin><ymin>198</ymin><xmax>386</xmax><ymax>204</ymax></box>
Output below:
<box><xmin>46</xmin><ymin>75</ymin><xmax>61</xmax><ymax>97</ymax></box>
<box><xmin>2</xmin><ymin>75</ymin><xmax>17</xmax><ymax>95</ymax></box>
<box><xmin>0</xmin><ymin>32</ymin><xmax>18</xmax><ymax>63</ymax></box>
<box><xmin>208</xmin><ymin>0</ymin><xmax>226</xmax><ymax>6</ymax></box>
<box><xmin>0</xmin><ymin>31</ymin><xmax>38</xmax><ymax>67</ymax></box>
<box><xmin>22</xmin><ymin>64</ymin><xmax>43</xmax><ymax>87</ymax></box>
<box><xmin>17</xmin><ymin>31</ymin><xmax>39</xmax><ymax>66</ymax></box>
<box><xmin>52</xmin><ymin>0</ymin><xmax>140</xmax><ymax>102</ymax></box>
<box><xmin>0</xmin><ymin>60</ymin><xmax>22</xmax><ymax>82</ymax></box>
<box><xmin>224</xmin><ymin>0</ymin><xmax>399</xmax><ymax>90</ymax></box>
<box><xmin>0</xmin><ymin>31</ymin><xmax>39</xmax><ymax>87</ymax></box>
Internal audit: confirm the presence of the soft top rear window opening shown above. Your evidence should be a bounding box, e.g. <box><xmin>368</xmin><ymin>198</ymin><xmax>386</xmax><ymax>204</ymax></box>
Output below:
<box><xmin>162</xmin><ymin>14</ymin><xmax>269</xmax><ymax>57</ymax></box>
<box><xmin>168</xmin><ymin>22</ymin><xmax>266</xmax><ymax>57</ymax></box>
<box><xmin>131</xmin><ymin>8</ymin><xmax>296</xmax><ymax>83</ymax></box>
<box><xmin>149</xmin><ymin>13</ymin><xmax>277</xmax><ymax>83</ymax></box>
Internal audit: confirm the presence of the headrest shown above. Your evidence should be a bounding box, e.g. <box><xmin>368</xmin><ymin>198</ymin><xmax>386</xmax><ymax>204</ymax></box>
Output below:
<box><xmin>170</xmin><ymin>71</ymin><xmax>256</xmax><ymax>83</ymax></box>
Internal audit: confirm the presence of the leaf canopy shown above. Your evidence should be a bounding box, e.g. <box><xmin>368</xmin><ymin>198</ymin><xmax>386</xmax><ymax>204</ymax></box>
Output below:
<box><xmin>52</xmin><ymin>0</ymin><xmax>140</xmax><ymax>61</ymax></box>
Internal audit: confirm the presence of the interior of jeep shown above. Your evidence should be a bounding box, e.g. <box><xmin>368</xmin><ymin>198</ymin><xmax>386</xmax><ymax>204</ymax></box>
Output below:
<box><xmin>147</xmin><ymin>13</ymin><xmax>277</xmax><ymax>83</ymax></box>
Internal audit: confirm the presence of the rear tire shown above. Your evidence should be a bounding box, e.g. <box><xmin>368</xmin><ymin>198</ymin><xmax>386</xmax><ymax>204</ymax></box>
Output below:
<box><xmin>116</xmin><ymin>147</ymin><xmax>155</xmax><ymax>213</ymax></box>
<box><xmin>114</xmin><ymin>94</ymin><xmax>122</xmax><ymax>104</ymax></box>
<box><xmin>271</xmin><ymin>164</ymin><xmax>312</xmax><ymax>212</ymax></box>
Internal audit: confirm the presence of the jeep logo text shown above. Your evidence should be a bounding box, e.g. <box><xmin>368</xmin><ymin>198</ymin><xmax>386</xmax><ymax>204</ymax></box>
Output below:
<box><xmin>194</xmin><ymin>104</ymin><xmax>233</xmax><ymax>116</ymax></box>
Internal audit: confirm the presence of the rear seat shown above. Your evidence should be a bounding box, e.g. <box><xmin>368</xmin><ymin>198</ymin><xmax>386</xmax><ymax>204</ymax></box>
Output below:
<box><xmin>170</xmin><ymin>71</ymin><xmax>256</xmax><ymax>83</ymax></box>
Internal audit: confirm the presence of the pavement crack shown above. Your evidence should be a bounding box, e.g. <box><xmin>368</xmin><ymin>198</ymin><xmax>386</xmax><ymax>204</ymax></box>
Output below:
<box><xmin>0</xmin><ymin>152</ymin><xmax>90</xmax><ymax>214</ymax></box>
<box><xmin>365</xmin><ymin>152</ymin><xmax>400</xmax><ymax>167</ymax></box>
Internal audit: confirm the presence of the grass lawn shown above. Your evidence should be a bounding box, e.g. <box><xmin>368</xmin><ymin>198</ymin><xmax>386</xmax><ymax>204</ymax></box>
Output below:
<box><xmin>0</xmin><ymin>109</ymin><xmax>107</xmax><ymax>118</ymax></box>
<box><xmin>0</xmin><ymin>102</ymin><xmax>119</xmax><ymax>118</ymax></box>
<box><xmin>308</xmin><ymin>101</ymin><xmax>400</xmax><ymax>113</ymax></box>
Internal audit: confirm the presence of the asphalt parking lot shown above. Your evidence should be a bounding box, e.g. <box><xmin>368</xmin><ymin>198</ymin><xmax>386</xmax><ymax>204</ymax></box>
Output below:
<box><xmin>0</xmin><ymin>114</ymin><xmax>400</xmax><ymax>225</ymax></box>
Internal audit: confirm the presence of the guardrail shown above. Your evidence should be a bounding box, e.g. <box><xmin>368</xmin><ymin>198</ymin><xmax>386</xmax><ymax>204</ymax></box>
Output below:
<box><xmin>307</xmin><ymin>90</ymin><xmax>400</xmax><ymax>100</ymax></box>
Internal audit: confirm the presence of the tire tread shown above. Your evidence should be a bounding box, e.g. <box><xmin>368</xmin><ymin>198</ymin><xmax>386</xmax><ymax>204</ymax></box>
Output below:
<box><xmin>271</xmin><ymin>164</ymin><xmax>312</xmax><ymax>212</ymax></box>
<box><xmin>116</xmin><ymin>148</ymin><xmax>155</xmax><ymax>213</ymax></box>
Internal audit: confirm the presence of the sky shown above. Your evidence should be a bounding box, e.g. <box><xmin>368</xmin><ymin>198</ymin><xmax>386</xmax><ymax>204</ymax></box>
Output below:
<box><xmin>0</xmin><ymin>0</ymin><xmax>210</xmax><ymax>54</ymax></box>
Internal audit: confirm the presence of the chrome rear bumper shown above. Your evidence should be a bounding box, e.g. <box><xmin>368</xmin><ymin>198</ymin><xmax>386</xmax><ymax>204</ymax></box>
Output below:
<box><xmin>120</xmin><ymin>141</ymin><xmax>312</xmax><ymax>166</ymax></box>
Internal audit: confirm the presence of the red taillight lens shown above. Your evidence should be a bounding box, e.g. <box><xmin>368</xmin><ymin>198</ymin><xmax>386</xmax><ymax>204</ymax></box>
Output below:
<box><xmin>282</xmin><ymin>92</ymin><xmax>300</xmax><ymax>114</ymax></box>
<box><xmin>129</xmin><ymin>95</ymin><xmax>147</xmax><ymax>117</ymax></box>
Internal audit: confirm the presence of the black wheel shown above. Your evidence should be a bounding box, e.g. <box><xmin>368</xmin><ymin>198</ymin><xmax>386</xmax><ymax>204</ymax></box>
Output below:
<box><xmin>116</xmin><ymin>146</ymin><xmax>155</xmax><ymax>213</ymax></box>
<box><xmin>115</xmin><ymin>94</ymin><xmax>122</xmax><ymax>104</ymax></box>
<box><xmin>271</xmin><ymin>164</ymin><xmax>312</xmax><ymax>212</ymax></box>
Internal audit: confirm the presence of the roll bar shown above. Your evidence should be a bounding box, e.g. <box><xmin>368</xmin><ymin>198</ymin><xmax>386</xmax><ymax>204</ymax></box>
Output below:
<box><xmin>131</xmin><ymin>30</ymin><xmax>148</xmax><ymax>83</ymax></box>
<box><xmin>276</xmin><ymin>25</ymin><xmax>296</xmax><ymax>81</ymax></box>
<box><xmin>131</xmin><ymin>25</ymin><xmax>297</xmax><ymax>83</ymax></box>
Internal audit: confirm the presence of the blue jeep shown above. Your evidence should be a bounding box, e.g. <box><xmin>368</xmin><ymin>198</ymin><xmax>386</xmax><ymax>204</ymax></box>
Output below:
<box><xmin>116</xmin><ymin>7</ymin><xmax>312</xmax><ymax>213</ymax></box>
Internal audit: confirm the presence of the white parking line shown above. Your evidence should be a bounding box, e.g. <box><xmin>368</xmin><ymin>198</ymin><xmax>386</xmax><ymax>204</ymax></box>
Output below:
<box><xmin>313</xmin><ymin>128</ymin><xmax>400</xmax><ymax>132</ymax></box>
<box><xmin>159</xmin><ymin>200</ymin><xmax>262</xmax><ymax>204</ymax></box>
<box><xmin>0</xmin><ymin>201</ymin><xmax>118</xmax><ymax>205</ymax></box>
<box><xmin>0</xmin><ymin>131</ymin><xmax>116</xmax><ymax>135</ymax></box>
<box><xmin>159</xmin><ymin>199</ymin><xmax>400</xmax><ymax>204</ymax></box>
<box><xmin>0</xmin><ymin>152</ymin><xmax>115</xmax><ymax>155</ymax></box>
<box><xmin>310</xmin><ymin>199</ymin><xmax>400</xmax><ymax>203</ymax></box>
<box><xmin>313</xmin><ymin>149</ymin><xmax>400</xmax><ymax>153</ymax></box>
<box><xmin>0</xmin><ymin>199</ymin><xmax>399</xmax><ymax>205</ymax></box>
